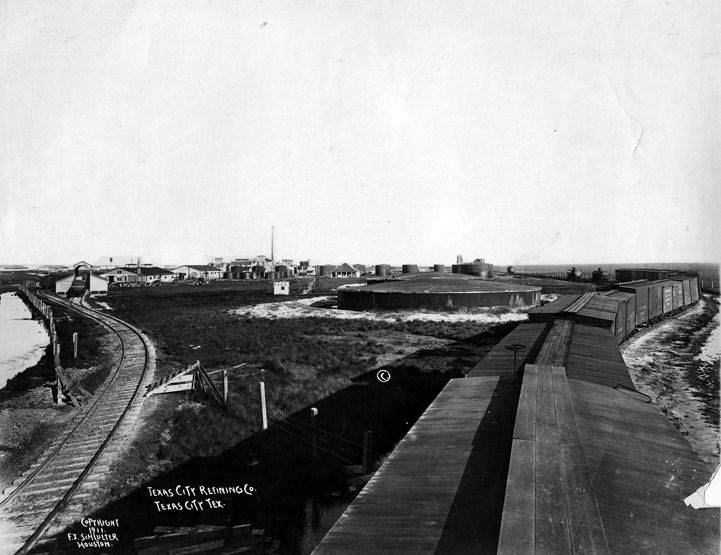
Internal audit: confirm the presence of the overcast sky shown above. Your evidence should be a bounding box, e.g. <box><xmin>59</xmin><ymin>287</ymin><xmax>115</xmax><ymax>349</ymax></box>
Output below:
<box><xmin>1</xmin><ymin>1</ymin><xmax>719</xmax><ymax>266</ymax></box>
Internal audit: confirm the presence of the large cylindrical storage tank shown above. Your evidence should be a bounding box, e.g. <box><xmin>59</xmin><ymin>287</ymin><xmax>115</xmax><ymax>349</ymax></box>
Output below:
<box><xmin>451</xmin><ymin>264</ymin><xmax>461</xmax><ymax>274</ymax></box>
<box><xmin>252</xmin><ymin>265</ymin><xmax>265</xmax><ymax>277</ymax></box>
<box><xmin>267</xmin><ymin>271</ymin><xmax>276</xmax><ymax>280</ymax></box>
<box><xmin>338</xmin><ymin>274</ymin><xmax>541</xmax><ymax>311</ymax></box>
<box><xmin>375</xmin><ymin>264</ymin><xmax>390</xmax><ymax>276</ymax></box>
<box><xmin>240</xmin><ymin>271</ymin><xmax>251</xmax><ymax>280</ymax></box>
<box><xmin>433</xmin><ymin>264</ymin><xmax>445</xmax><ymax>273</ymax></box>
<box><xmin>458</xmin><ymin>263</ymin><xmax>483</xmax><ymax>276</ymax></box>
<box><xmin>275</xmin><ymin>265</ymin><xmax>288</xmax><ymax>278</ymax></box>
<box><xmin>402</xmin><ymin>264</ymin><xmax>419</xmax><ymax>274</ymax></box>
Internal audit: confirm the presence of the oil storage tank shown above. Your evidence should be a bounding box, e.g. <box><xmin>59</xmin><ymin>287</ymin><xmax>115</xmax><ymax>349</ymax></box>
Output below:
<box><xmin>375</xmin><ymin>264</ymin><xmax>391</xmax><ymax>276</ymax></box>
<box><xmin>402</xmin><ymin>264</ymin><xmax>419</xmax><ymax>274</ymax></box>
<box><xmin>433</xmin><ymin>264</ymin><xmax>445</xmax><ymax>273</ymax></box>
<box><xmin>319</xmin><ymin>264</ymin><xmax>336</xmax><ymax>277</ymax></box>
<box><xmin>338</xmin><ymin>273</ymin><xmax>540</xmax><ymax>311</ymax></box>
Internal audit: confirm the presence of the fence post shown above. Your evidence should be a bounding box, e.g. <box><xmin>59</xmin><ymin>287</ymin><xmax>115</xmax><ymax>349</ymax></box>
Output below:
<box><xmin>56</xmin><ymin>371</ymin><xmax>63</xmax><ymax>406</ymax></box>
<box><xmin>73</xmin><ymin>332</ymin><xmax>78</xmax><ymax>359</ymax></box>
<box><xmin>223</xmin><ymin>369</ymin><xmax>228</xmax><ymax>408</ymax></box>
<box><xmin>259</xmin><ymin>381</ymin><xmax>268</xmax><ymax>430</ymax></box>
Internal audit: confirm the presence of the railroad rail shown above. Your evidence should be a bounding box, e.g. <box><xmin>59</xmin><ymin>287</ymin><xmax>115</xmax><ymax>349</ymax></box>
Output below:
<box><xmin>0</xmin><ymin>292</ymin><xmax>153</xmax><ymax>554</ymax></box>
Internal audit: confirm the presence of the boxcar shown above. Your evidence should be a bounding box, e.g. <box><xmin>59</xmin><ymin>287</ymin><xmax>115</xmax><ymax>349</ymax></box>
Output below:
<box><xmin>647</xmin><ymin>281</ymin><xmax>664</xmax><ymax>320</ymax></box>
<box><xmin>671</xmin><ymin>281</ymin><xmax>683</xmax><ymax>310</ymax></box>
<box><xmin>612</xmin><ymin>297</ymin><xmax>626</xmax><ymax>343</ymax></box>
<box><xmin>574</xmin><ymin>294</ymin><xmax>619</xmax><ymax>338</ymax></box>
<box><xmin>690</xmin><ymin>276</ymin><xmax>700</xmax><ymax>302</ymax></box>
<box><xmin>619</xmin><ymin>282</ymin><xmax>650</xmax><ymax>326</ymax></box>
<box><xmin>623</xmin><ymin>292</ymin><xmax>636</xmax><ymax>335</ymax></box>
<box><xmin>677</xmin><ymin>278</ymin><xmax>691</xmax><ymax>306</ymax></box>
<box><xmin>604</xmin><ymin>291</ymin><xmax>636</xmax><ymax>341</ymax></box>
<box><xmin>662</xmin><ymin>282</ymin><xmax>674</xmax><ymax>314</ymax></box>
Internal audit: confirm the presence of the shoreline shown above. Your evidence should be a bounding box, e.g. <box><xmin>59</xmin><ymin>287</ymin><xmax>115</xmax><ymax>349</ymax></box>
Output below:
<box><xmin>621</xmin><ymin>295</ymin><xmax>720</xmax><ymax>464</ymax></box>
<box><xmin>0</xmin><ymin>291</ymin><xmax>52</xmax><ymax>395</ymax></box>
<box><xmin>0</xmin><ymin>294</ymin><xmax>113</xmax><ymax>493</ymax></box>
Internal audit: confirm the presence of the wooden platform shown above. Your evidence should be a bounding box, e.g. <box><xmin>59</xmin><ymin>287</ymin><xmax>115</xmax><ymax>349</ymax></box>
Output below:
<box><xmin>314</xmin><ymin>376</ymin><xmax>519</xmax><ymax>554</ymax></box>
<box><xmin>467</xmin><ymin>322</ymin><xmax>548</xmax><ymax>377</ymax></box>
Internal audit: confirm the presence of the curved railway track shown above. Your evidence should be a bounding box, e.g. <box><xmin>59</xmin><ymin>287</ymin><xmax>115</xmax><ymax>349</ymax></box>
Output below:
<box><xmin>0</xmin><ymin>292</ymin><xmax>154</xmax><ymax>554</ymax></box>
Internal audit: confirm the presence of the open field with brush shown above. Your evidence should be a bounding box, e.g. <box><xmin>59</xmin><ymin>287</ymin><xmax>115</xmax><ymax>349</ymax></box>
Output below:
<box><xmin>85</xmin><ymin>286</ymin><xmax>517</xmax><ymax>552</ymax></box>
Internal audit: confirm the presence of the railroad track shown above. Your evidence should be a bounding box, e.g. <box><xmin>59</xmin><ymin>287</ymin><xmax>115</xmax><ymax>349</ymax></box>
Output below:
<box><xmin>0</xmin><ymin>293</ymin><xmax>154</xmax><ymax>554</ymax></box>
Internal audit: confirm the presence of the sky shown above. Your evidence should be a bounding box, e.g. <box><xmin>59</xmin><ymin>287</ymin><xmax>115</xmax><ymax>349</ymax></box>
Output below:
<box><xmin>1</xmin><ymin>1</ymin><xmax>719</xmax><ymax>267</ymax></box>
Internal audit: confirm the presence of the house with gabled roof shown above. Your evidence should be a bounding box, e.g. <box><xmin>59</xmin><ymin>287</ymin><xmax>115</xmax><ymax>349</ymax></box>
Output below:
<box><xmin>335</xmin><ymin>263</ymin><xmax>361</xmax><ymax>278</ymax></box>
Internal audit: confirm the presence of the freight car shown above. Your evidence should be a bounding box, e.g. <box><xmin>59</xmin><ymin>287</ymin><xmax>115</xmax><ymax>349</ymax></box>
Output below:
<box><xmin>529</xmin><ymin>274</ymin><xmax>700</xmax><ymax>344</ymax></box>
<box><xmin>320</xmin><ymin>269</ymin><xmax>716</xmax><ymax>554</ymax></box>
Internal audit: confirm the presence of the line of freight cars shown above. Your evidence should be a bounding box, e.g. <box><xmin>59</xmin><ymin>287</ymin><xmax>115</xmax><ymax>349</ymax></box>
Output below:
<box><xmin>528</xmin><ymin>274</ymin><xmax>700</xmax><ymax>345</ymax></box>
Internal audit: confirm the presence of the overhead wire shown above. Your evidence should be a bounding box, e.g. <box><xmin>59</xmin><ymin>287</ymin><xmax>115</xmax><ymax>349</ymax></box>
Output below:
<box><xmin>271</xmin><ymin>418</ymin><xmax>361</xmax><ymax>460</ymax></box>
<box><xmin>271</xmin><ymin>416</ymin><xmax>368</xmax><ymax>450</ymax></box>
<box><xmin>271</xmin><ymin>420</ymin><xmax>358</xmax><ymax>465</ymax></box>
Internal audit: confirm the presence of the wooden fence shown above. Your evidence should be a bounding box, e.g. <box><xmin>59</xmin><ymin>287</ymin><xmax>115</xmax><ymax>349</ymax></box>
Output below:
<box><xmin>17</xmin><ymin>283</ymin><xmax>63</xmax><ymax>402</ymax></box>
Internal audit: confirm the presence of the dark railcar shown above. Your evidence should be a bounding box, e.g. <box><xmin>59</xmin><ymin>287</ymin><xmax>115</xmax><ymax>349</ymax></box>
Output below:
<box><xmin>647</xmin><ymin>282</ymin><xmax>664</xmax><ymax>320</ymax></box>
<box><xmin>528</xmin><ymin>294</ymin><xmax>582</xmax><ymax>322</ymax></box>
<box><xmin>681</xmin><ymin>278</ymin><xmax>692</xmax><ymax>306</ymax></box>
<box><xmin>575</xmin><ymin>295</ymin><xmax>620</xmax><ymax>341</ymax></box>
<box><xmin>690</xmin><ymin>276</ymin><xmax>700</xmax><ymax>302</ymax></box>
<box><xmin>635</xmin><ymin>286</ymin><xmax>649</xmax><ymax>326</ymax></box>
<box><xmin>669</xmin><ymin>282</ymin><xmax>678</xmax><ymax>309</ymax></box>
<box><xmin>615</xmin><ymin>269</ymin><xmax>637</xmax><ymax>282</ymax></box>
<box><xmin>604</xmin><ymin>291</ymin><xmax>637</xmax><ymax>342</ymax></box>
<box><xmin>662</xmin><ymin>283</ymin><xmax>673</xmax><ymax>314</ymax></box>
<box><xmin>619</xmin><ymin>281</ymin><xmax>650</xmax><ymax>326</ymax></box>
<box><xmin>624</xmin><ymin>293</ymin><xmax>636</xmax><ymax>335</ymax></box>
<box><xmin>613</xmin><ymin>297</ymin><xmax>626</xmax><ymax>343</ymax></box>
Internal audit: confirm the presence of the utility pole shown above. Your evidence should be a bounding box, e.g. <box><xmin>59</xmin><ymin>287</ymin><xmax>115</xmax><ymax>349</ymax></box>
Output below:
<box><xmin>73</xmin><ymin>332</ymin><xmax>78</xmax><ymax>359</ymax></box>
<box><xmin>271</xmin><ymin>226</ymin><xmax>275</xmax><ymax>268</ymax></box>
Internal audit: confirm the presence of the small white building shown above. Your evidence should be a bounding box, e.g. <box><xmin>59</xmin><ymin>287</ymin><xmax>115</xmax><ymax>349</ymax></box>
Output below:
<box><xmin>55</xmin><ymin>274</ymin><xmax>75</xmax><ymax>295</ymax></box>
<box><xmin>100</xmin><ymin>267</ymin><xmax>139</xmax><ymax>284</ymax></box>
<box><xmin>137</xmin><ymin>266</ymin><xmax>175</xmax><ymax>283</ymax></box>
<box><xmin>274</xmin><ymin>280</ymin><xmax>290</xmax><ymax>295</ymax></box>
<box><xmin>172</xmin><ymin>265</ymin><xmax>223</xmax><ymax>281</ymax></box>
<box><xmin>55</xmin><ymin>274</ymin><xmax>109</xmax><ymax>296</ymax></box>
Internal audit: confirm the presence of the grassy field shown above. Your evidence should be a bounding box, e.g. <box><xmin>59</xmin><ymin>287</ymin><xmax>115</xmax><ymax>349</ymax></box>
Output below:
<box><xmin>80</xmin><ymin>286</ymin><xmax>514</xmax><ymax>553</ymax></box>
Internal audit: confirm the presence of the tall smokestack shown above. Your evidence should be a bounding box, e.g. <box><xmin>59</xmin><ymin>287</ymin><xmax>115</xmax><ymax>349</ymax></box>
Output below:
<box><xmin>271</xmin><ymin>226</ymin><xmax>275</xmax><ymax>267</ymax></box>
